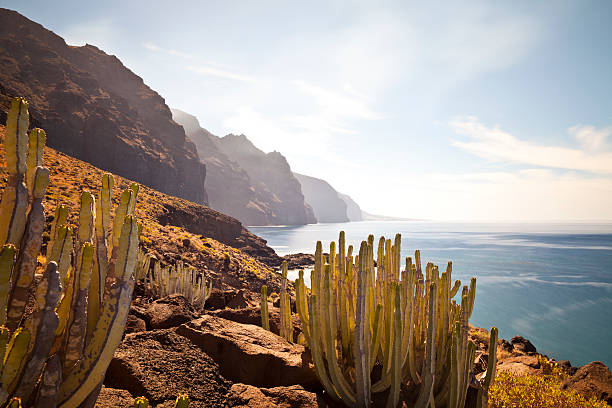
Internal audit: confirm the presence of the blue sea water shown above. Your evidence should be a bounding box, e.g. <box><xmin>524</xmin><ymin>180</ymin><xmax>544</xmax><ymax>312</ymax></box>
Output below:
<box><xmin>249</xmin><ymin>221</ymin><xmax>612</xmax><ymax>367</ymax></box>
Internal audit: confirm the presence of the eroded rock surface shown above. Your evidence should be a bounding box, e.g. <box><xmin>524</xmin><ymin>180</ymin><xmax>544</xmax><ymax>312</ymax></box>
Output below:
<box><xmin>176</xmin><ymin>315</ymin><xmax>317</xmax><ymax>388</ymax></box>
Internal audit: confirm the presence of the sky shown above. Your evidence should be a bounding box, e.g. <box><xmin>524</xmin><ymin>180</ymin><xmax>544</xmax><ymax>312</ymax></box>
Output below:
<box><xmin>4</xmin><ymin>1</ymin><xmax>612</xmax><ymax>221</ymax></box>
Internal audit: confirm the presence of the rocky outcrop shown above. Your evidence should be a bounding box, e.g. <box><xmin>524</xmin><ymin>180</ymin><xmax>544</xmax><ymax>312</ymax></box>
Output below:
<box><xmin>227</xmin><ymin>384</ymin><xmax>325</xmax><ymax>408</ymax></box>
<box><xmin>562</xmin><ymin>362</ymin><xmax>612</xmax><ymax>405</ymax></box>
<box><xmin>0</xmin><ymin>8</ymin><xmax>207</xmax><ymax>204</ymax></box>
<box><xmin>176</xmin><ymin>315</ymin><xmax>318</xmax><ymax>388</ymax></box>
<box><xmin>294</xmin><ymin>173</ymin><xmax>349</xmax><ymax>223</ymax></box>
<box><xmin>215</xmin><ymin>134</ymin><xmax>316</xmax><ymax>225</ymax></box>
<box><xmin>339</xmin><ymin>192</ymin><xmax>363</xmax><ymax>221</ymax></box>
<box><xmin>172</xmin><ymin>109</ymin><xmax>317</xmax><ymax>226</ymax></box>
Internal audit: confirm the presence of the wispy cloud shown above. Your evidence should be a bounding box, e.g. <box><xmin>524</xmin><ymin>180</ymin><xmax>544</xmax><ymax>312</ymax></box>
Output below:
<box><xmin>292</xmin><ymin>80</ymin><xmax>382</xmax><ymax>120</ymax></box>
<box><xmin>143</xmin><ymin>42</ymin><xmax>255</xmax><ymax>83</ymax></box>
<box><xmin>186</xmin><ymin>65</ymin><xmax>256</xmax><ymax>83</ymax></box>
<box><xmin>450</xmin><ymin>117</ymin><xmax>612</xmax><ymax>174</ymax></box>
<box><xmin>59</xmin><ymin>19</ymin><xmax>117</xmax><ymax>51</ymax></box>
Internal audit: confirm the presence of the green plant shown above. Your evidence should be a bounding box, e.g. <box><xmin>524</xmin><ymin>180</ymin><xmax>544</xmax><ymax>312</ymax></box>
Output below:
<box><xmin>294</xmin><ymin>231</ymin><xmax>496</xmax><ymax>407</ymax></box>
<box><xmin>279</xmin><ymin>260</ymin><xmax>293</xmax><ymax>342</ymax></box>
<box><xmin>261</xmin><ymin>285</ymin><xmax>270</xmax><ymax>331</ymax></box>
<box><xmin>133</xmin><ymin>396</ymin><xmax>149</xmax><ymax>407</ymax></box>
<box><xmin>138</xmin><ymin>252</ymin><xmax>212</xmax><ymax>310</ymax></box>
<box><xmin>0</xmin><ymin>97</ymin><xmax>140</xmax><ymax>407</ymax></box>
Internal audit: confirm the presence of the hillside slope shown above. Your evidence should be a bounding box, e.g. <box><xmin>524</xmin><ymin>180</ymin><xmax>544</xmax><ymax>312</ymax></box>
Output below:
<box><xmin>294</xmin><ymin>173</ymin><xmax>349</xmax><ymax>223</ymax></box>
<box><xmin>338</xmin><ymin>192</ymin><xmax>363</xmax><ymax>221</ymax></box>
<box><xmin>0</xmin><ymin>124</ymin><xmax>283</xmax><ymax>293</ymax></box>
<box><xmin>0</xmin><ymin>8</ymin><xmax>207</xmax><ymax>204</ymax></box>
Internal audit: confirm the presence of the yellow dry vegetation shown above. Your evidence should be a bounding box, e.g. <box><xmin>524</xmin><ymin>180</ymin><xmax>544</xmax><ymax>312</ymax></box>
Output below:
<box><xmin>489</xmin><ymin>357</ymin><xmax>608</xmax><ymax>408</ymax></box>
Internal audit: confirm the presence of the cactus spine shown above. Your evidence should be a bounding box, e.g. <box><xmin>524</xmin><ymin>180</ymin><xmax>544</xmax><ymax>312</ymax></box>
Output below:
<box><xmin>0</xmin><ymin>97</ymin><xmax>140</xmax><ymax>407</ymax></box>
<box><xmin>295</xmin><ymin>231</ymin><xmax>498</xmax><ymax>408</ymax></box>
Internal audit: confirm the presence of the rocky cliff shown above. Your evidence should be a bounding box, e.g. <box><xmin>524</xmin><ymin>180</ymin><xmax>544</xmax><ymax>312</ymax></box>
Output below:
<box><xmin>338</xmin><ymin>193</ymin><xmax>363</xmax><ymax>221</ymax></box>
<box><xmin>0</xmin><ymin>8</ymin><xmax>207</xmax><ymax>204</ymax></box>
<box><xmin>172</xmin><ymin>109</ymin><xmax>316</xmax><ymax>226</ymax></box>
<box><xmin>294</xmin><ymin>173</ymin><xmax>349</xmax><ymax>223</ymax></box>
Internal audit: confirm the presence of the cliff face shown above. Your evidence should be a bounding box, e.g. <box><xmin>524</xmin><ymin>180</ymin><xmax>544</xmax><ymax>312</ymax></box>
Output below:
<box><xmin>216</xmin><ymin>135</ymin><xmax>316</xmax><ymax>225</ymax></box>
<box><xmin>294</xmin><ymin>173</ymin><xmax>349</xmax><ymax>223</ymax></box>
<box><xmin>338</xmin><ymin>193</ymin><xmax>363</xmax><ymax>221</ymax></box>
<box><xmin>172</xmin><ymin>109</ymin><xmax>316</xmax><ymax>226</ymax></box>
<box><xmin>0</xmin><ymin>8</ymin><xmax>207</xmax><ymax>204</ymax></box>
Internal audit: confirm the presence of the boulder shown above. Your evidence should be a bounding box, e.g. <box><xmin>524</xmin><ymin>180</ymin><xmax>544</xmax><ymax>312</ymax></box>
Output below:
<box><xmin>562</xmin><ymin>361</ymin><xmax>612</xmax><ymax>405</ymax></box>
<box><xmin>208</xmin><ymin>306</ymin><xmax>302</xmax><ymax>340</ymax></box>
<box><xmin>496</xmin><ymin>355</ymin><xmax>542</xmax><ymax>376</ymax></box>
<box><xmin>144</xmin><ymin>294</ymin><xmax>197</xmax><ymax>329</ymax></box>
<box><xmin>176</xmin><ymin>315</ymin><xmax>318</xmax><ymax>388</ymax></box>
<box><xmin>94</xmin><ymin>387</ymin><xmax>134</xmax><ymax>407</ymax></box>
<box><xmin>124</xmin><ymin>314</ymin><xmax>147</xmax><ymax>334</ymax></box>
<box><xmin>227</xmin><ymin>383</ymin><xmax>325</xmax><ymax>408</ymax></box>
<box><xmin>510</xmin><ymin>335</ymin><xmax>537</xmax><ymax>354</ymax></box>
<box><xmin>105</xmin><ymin>329</ymin><xmax>231</xmax><ymax>406</ymax></box>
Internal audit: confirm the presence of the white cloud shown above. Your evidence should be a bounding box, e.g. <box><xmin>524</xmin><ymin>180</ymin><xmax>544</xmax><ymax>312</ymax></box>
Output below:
<box><xmin>186</xmin><ymin>65</ymin><xmax>256</xmax><ymax>83</ymax></box>
<box><xmin>569</xmin><ymin>125</ymin><xmax>612</xmax><ymax>152</ymax></box>
<box><xmin>143</xmin><ymin>42</ymin><xmax>256</xmax><ymax>83</ymax></box>
<box><xmin>450</xmin><ymin>117</ymin><xmax>612</xmax><ymax>174</ymax></box>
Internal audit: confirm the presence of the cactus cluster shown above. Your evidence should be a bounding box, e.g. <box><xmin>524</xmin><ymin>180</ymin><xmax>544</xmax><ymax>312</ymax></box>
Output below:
<box><xmin>137</xmin><ymin>252</ymin><xmax>212</xmax><ymax>310</ymax></box>
<box><xmin>294</xmin><ymin>231</ymin><xmax>498</xmax><ymax>408</ymax></box>
<box><xmin>0</xmin><ymin>97</ymin><xmax>140</xmax><ymax>407</ymax></box>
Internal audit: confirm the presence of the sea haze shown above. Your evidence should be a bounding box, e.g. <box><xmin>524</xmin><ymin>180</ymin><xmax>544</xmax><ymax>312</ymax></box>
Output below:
<box><xmin>250</xmin><ymin>221</ymin><xmax>612</xmax><ymax>367</ymax></box>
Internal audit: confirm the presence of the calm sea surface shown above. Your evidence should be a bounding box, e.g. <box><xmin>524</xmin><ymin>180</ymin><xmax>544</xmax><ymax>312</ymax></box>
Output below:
<box><xmin>250</xmin><ymin>221</ymin><xmax>612</xmax><ymax>367</ymax></box>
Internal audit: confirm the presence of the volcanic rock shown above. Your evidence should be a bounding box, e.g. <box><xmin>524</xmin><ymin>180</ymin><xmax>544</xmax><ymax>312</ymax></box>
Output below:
<box><xmin>562</xmin><ymin>361</ymin><xmax>612</xmax><ymax>405</ymax></box>
<box><xmin>176</xmin><ymin>315</ymin><xmax>317</xmax><ymax>388</ymax></box>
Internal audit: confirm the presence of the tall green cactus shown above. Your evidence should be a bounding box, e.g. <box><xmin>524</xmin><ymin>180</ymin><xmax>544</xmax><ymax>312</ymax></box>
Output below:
<box><xmin>260</xmin><ymin>285</ymin><xmax>270</xmax><ymax>331</ymax></box>
<box><xmin>0</xmin><ymin>97</ymin><xmax>140</xmax><ymax>407</ymax></box>
<box><xmin>294</xmin><ymin>231</ymin><xmax>498</xmax><ymax>408</ymax></box>
<box><xmin>279</xmin><ymin>260</ymin><xmax>293</xmax><ymax>342</ymax></box>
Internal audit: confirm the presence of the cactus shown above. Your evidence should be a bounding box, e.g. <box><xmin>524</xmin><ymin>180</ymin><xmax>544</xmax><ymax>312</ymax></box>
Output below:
<box><xmin>261</xmin><ymin>285</ymin><xmax>270</xmax><ymax>331</ymax></box>
<box><xmin>0</xmin><ymin>97</ymin><xmax>140</xmax><ymax>407</ymax></box>
<box><xmin>133</xmin><ymin>396</ymin><xmax>149</xmax><ymax>407</ymax></box>
<box><xmin>174</xmin><ymin>394</ymin><xmax>189</xmax><ymax>407</ymax></box>
<box><xmin>137</xmin><ymin>251</ymin><xmax>212</xmax><ymax>310</ymax></box>
<box><xmin>474</xmin><ymin>326</ymin><xmax>498</xmax><ymax>408</ymax></box>
<box><xmin>279</xmin><ymin>260</ymin><xmax>293</xmax><ymax>342</ymax></box>
<box><xmin>295</xmin><ymin>231</ymin><xmax>498</xmax><ymax>408</ymax></box>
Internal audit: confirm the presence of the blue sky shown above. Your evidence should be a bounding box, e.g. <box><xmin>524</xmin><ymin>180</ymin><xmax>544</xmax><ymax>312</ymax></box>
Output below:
<box><xmin>5</xmin><ymin>1</ymin><xmax>612</xmax><ymax>221</ymax></box>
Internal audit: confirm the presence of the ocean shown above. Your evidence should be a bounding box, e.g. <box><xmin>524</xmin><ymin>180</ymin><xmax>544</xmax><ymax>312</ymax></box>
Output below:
<box><xmin>249</xmin><ymin>221</ymin><xmax>612</xmax><ymax>367</ymax></box>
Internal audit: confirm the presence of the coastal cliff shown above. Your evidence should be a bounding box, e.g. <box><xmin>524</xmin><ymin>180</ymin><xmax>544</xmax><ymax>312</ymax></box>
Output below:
<box><xmin>0</xmin><ymin>8</ymin><xmax>208</xmax><ymax>205</ymax></box>
<box><xmin>173</xmin><ymin>108</ymin><xmax>317</xmax><ymax>226</ymax></box>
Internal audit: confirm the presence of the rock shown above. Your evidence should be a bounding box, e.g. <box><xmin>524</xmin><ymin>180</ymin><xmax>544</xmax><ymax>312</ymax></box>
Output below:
<box><xmin>227</xmin><ymin>383</ymin><xmax>325</xmax><ymax>408</ymax></box>
<box><xmin>105</xmin><ymin>329</ymin><xmax>231</xmax><ymax>406</ymax></box>
<box><xmin>557</xmin><ymin>360</ymin><xmax>578</xmax><ymax>376</ymax></box>
<box><xmin>94</xmin><ymin>387</ymin><xmax>134</xmax><ymax>407</ymax></box>
<box><xmin>510</xmin><ymin>335</ymin><xmax>537</xmax><ymax>354</ymax></box>
<box><xmin>282</xmin><ymin>253</ymin><xmax>315</xmax><ymax>269</ymax></box>
<box><xmin>124</xmin><ymin>314</ymin><xmax>147</xmax><ymax>334</ymax></box>
<box><xmin>496</xmin><ymin>355</ymin><xmax>542</xmax><ymax>376</ymax></box>
<box><xmin>562</xmin><ymin>361</ymin><xmax>612</xmax><ymax>405</ymax></box>
<box><xmin>208</xmin><ymin>306</ymin><xmax>302</xmax><ymax>340</ymax></box>
<box><xmin>144</xmin><ymin>294</ymin><xmax>197</xmax><ymax>330</ymax></box>
<box><xmin>176</xmin><ymin>315</ymin><xmax>318</xmax><ymax>388</ymax></box>
<box><xmin>226</xmin><ymin>289</ymin><xmax>254</xmax><ymax>309</ymax></box>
